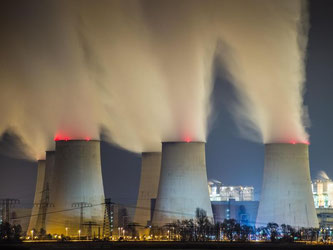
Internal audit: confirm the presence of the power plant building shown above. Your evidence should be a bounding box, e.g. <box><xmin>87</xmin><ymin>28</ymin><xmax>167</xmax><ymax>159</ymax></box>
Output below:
<box><xmin>45</xmin><ymin>140</ymin><xmax>105</xmax><ymax>237</ymax></box>
<box><xmin>152</xmin><ymin>142</ymin><xmax>213</xmax><ymax>226</ymax></box>
<box><xmin>134</xmin><ymin>152</ymin><xmax>161</xmax><ymax>227</ymax></box>
<box><xmin>208</xmin><ymin>179</ymin><xmax>254</xmax><ymax>202</ymax></box>
<box><xmin>312</xmin><ymin>177</ymin><xmax>333</xmax><ymax>208</ymax></box>
<box><xmin>256</xmin><ymin>143</ymin><xmax>319</xmax><ymax>228</ymax></box>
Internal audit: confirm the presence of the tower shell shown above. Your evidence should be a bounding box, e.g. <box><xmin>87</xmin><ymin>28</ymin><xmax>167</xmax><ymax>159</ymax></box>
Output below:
<box><xmin>45</xmin><ymin>140</ymin><xmax>105</xmax><ymax>237</ymax></box>
<box><xmin>256</xmin><ymin>143</ymin><xmax>319</xmax><ymax>228</ymax></box>
<box><xmin>152</xmin><ymin>142</ymin><xmax>213</xmax><ymax>226</ymax></box>
<box><xmin>134</xmin><ymin>152</ymin><xmax>161</xmax><ymax>229</ymax></box>
<box><xmin>27</xmin><ymin>160</ymin><xmax>46</xmax><ymax>235</ymax></box>
<box><xmin>37</xmin><ymin>151</ymin><xmax>55</xmax><ymax>231</ymax></box>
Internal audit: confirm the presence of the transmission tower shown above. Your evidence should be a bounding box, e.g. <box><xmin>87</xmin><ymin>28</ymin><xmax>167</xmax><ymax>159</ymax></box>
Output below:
<box><xmin>102</xmin><ymin>198</ymin><xmax>114</xmax><ymax>239</ymax></box>
<box><xmin>82</xmin><ymin>221</ymin><xmax>98</xmax><ymax>240</ymax></box>
<box><xmin>72</xmin><ymin>201</ymin><xmax>92</xmax><ymax>234</ymax></box>
<box><xmin>0</xmin><ymin>199</ymin><xmax>20</xmax><ymax>224</ymax></box>
<box><xmin>35</xmin><ymin>183</ymin><xmax>53</xmax><ymax>231</ymax></box>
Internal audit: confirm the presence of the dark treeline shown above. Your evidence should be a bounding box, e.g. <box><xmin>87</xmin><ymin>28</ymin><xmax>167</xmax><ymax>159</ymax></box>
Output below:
<box><xmin>0</xmin><ymin>208</ymin><xmax>327</xmax><ymax>243</ymax></box>
<box><xmin>146</xmin><ymin>208</ymin><xmax>323</xmax><ymax>243</ymax></box>
<box><xmin>0</xmin><ymin>222</ymin><xmax>22</xmax><ymax>242</ymax></box>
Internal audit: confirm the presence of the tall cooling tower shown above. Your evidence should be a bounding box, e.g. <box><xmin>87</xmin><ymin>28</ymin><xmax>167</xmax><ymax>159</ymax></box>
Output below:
<box><xmin>256</xmin><ymin>143</ymin><xmax>319</xmax><ymax>228</ymax></box>
<box><xmin>134</xmin><ymin>152</ymin><xmax>161</xmax><ymax>228</ymax></box>
<box><xmin>45</xmin><ymin>140</ymin><xmax>105</xmax><ymax>237</ymax></box>
<box><xmin>27</xmin><ymin>160</ymin><xmax>46</xmax><ymax>235</ymax></box>
<box><xmin>36</xmin><ymin>151</ymin><xmax>55</xmax><ymax>231</ymax></box>
<box><xmin>152</xmin><ymin>142</ymin><xmax>213</xmax><ymax>227</ymax></box>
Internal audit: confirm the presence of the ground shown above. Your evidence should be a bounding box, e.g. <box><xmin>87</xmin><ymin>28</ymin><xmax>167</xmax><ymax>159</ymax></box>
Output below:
<box><xmin>2</xmin><ymin>242</ymin><xmax>333</xmax><ymax>250</ymax></box>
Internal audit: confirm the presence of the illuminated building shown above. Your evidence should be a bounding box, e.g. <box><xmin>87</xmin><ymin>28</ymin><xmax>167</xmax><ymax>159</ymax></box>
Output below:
<box><xmin>312</xmin><ymin>173</ymin><xmax>333</xmax><ymax>208</ymax></box>
<box><xmin>208</xmin><ymin>179</ymin><xmax>254</xmax><ymax>201</ymax></box>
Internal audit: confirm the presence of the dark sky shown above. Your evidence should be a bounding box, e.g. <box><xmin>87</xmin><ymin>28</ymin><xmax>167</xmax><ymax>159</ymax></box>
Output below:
<box><xmin>0</xmin><ymin>0</ymin><xmax>333</xmax><ymax>207</ymax></box>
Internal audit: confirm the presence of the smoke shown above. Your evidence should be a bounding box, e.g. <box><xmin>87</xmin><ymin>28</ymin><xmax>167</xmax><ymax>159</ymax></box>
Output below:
<box><xmin>317</xmin><ymin>171</ymin><xmax>330</xmax><ymax>181</ymax></box>
<box><xmin>215</xmin><ymin>0</ymin><xmax>310</xmax><ymax>144</ymax></box>
<box><xmin>0</xmin><ymin>0</ymin><xmax>218</xmax><ymax>158</ymax></box>
<box><xmin>0</xmin><ymin>0</ymin><xmax>310</xmax><ymax>159</ymax></box>
<box><xmin>0</xmin><ymin>1</ymin><xmax>103</xmax><ymax>159</ymax></box>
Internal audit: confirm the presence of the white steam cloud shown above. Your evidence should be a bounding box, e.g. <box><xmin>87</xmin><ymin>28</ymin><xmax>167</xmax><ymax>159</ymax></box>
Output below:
<box><xmin>0</xmin><ymin>0</ymin><xmax>309</xmax><ymax>159</ymax></box>
<box><xmin>215</xmin><ymin>0</ymin><xmax>310</xmax><ymax>144</ymax></box>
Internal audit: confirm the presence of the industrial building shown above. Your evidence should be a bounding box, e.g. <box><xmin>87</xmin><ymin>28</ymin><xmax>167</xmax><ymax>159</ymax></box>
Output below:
<box><xmin>208</xmin><ymin>179</ymin><xmax>254</xmax><ymax>201</ymax></box>
<box><xmin>312</xmin><ymin>174</ymin><xmax>333</xmax><ymax>208</ymax></box>
<box><xmin>256</xmin><ymin>143</ymin><xmax>319</xmax><ymax>228</ymax></box>
<box><xmin>45</xmin><ymin>140</ymin><xmax>105</xmax><ymax>238</ymax></box>
<box><xmin>211</xmin><ymin>200</ymin><xmax>259</xmax><ymax>227</ymax></box>
<box><xmin>152</xmin><ymin>142</ymin><xmax>213</xmax><ymax>226</ymax></box>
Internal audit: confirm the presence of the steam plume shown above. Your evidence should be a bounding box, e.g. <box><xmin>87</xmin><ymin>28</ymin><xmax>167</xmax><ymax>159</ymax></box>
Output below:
<box><xmin>0</xmin><ymin>0</ymin><xmax>217</xmax><ymax>158</ymax></box>
<box><xmin>317</xmin><ymin>171</ymin><xmax>330</xmax><ymax>181</ymax></box>
<box><xmin>216</xmin><ymin>0</ymin><xmax>310</xmax><ymax>144</ymax></box>
<box><xmin>0</xmin><ymin>0</ymin><xmax>310</xmax><ymax>159</ymax></box>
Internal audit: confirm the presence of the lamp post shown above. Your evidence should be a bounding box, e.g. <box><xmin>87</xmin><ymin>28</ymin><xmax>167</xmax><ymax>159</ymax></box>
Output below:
<box><xmin>65</xmin><ymin>227</ymin><xmax>68</xmax><ymax>237</ymax></box>
<box><xmin>31</xmin><ymin>230</ymin><xmax>34</xmax><ymax>240</ymax></box>
<box><xmin>78</xmin><ymin>229</ymin><xmax>81</xmax><ymax>240</ymax></box>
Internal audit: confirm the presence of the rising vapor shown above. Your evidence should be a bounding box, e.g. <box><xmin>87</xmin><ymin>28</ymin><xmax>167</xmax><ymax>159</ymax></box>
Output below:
<box><xmin>0</xmin><ymin>0</ymin><xmax>310</xmax><ymax>159</ymax></box>
<box><xmin>215</xmin><ymin>0</ymin><xmax>310</xmax><ymax>144</ymax></box>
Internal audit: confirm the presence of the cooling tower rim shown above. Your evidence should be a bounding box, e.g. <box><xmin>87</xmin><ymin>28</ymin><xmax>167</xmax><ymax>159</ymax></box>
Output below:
<box><xmin>55</xmin><ymin>139</ymin><xmax>100</xmax><ymax>143</ymax></box>
<box><xmin>162</xmin><ymin>141</ymin><xmax>205</xmax><ymax>145</ymax></box>
<box><xmin>264</xmin><ymin>142</ymin><xmax>309</xmax><ymax>146</ymax></box>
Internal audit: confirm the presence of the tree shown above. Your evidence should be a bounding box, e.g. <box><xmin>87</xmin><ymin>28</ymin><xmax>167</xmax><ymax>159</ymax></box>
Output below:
<box><xmin>0</xmin><ymin>222</ymin><xmax>22</xmax><ymax>241</ymax></box>
<box><xmin>240</xmin><ymin>225</ymin><xmax>252</xmax><ymax>242</ymax></box>
<box><xmin>221</xmin><ymin>219</ymin><xmax>238</xmax><ymax>242</ymax></box>
<box><xmin>195</xmin><ymin>208</ymin><xmax>212</xmax><ymax>241</ymax></box>
<box><xmin>267</xmin><ymin>222</ymin><xmax>279</xmax><ymax>242</ymax></box>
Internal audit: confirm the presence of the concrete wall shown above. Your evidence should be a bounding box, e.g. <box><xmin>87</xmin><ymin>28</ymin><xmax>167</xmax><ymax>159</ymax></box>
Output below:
<box><xmin>256</xmin><ymin>143</ymin><xmax>318</xmax><ymax>228</ymax></box>
<box><xmin>152</xmin><ymin>142</ymin><xmax>213</xmax><ymax>226</ymax></box>
<box><xmin>45</xmin><ymin>140</ymin><xmax>105</xmax><ymax>237</ymax></box>
<box><xmin>27</xmin><ymin>160</ymin><xmax>45</xmax><ymax>234</ymax></box>
<box><xmin>316</xmin><ymin>208</ymin><xmax>333</xmax><ymax>228</ymax></box>
<box><xmin>212</xmin><ymin>200</ymin><xmax>259</xmax><ymax>227</ymax></box>
<box><xmin>134</xmin><ymin>152</ymin><xmax>161</xmax><ymax>228</ymax></box>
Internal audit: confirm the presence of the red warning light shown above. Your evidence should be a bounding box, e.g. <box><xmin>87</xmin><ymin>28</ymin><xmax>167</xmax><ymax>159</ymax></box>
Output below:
<box><xmin>85</xmin><ymin>137</ymin><xmax>91</xmax><ymax>141</ymax></box>
<box><xmin>290</xmin><ymin>140</ymin><xmax>296</xmax><ymax>145</ymax></box>
<box><xmin>54</xmin><ymin>135</ymin><xmax>61</xmax><ymax>141</ymax></box>
<box><xmin>185</xmin><ymin>136</ymin><xmax>191</xmax><ymax>143</ymax></box>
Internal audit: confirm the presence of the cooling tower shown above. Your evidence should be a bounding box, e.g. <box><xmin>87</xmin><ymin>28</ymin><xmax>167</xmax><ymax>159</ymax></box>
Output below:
<box><xmin>152</xmin><ymin>142</ymin><xmax>213</xmax><ymax>226</ymax></box>
<box><xmin>36</xmin><ymin>151</ymin><xmax>55</xmax><ymax>231</ymax></box>
<box><xmin>134</xmin><ymin>152</ymin><xmax>161</xmax><ymax>230</ymax></box>
<box><xmin>27</xmin><ymin>160</ymin><xmax>46</xmax><ymax>235</ymax></box>
<box><xmin>45</xmin><ymin>140</ymin><xmax>105</xmax><ymax>237</ymax></box>
<box><xmin>256</xmin><ymin>143</ymin><xmax>319</xmax><ymax>228</ymax></box>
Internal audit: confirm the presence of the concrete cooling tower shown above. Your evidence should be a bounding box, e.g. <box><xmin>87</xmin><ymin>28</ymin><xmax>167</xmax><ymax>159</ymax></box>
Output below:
<box><xmin>45</xmin><ymin>140</ymin><xmax>105</xmax><ymax>237</ymax></box>
<box><xmin>27</xmin><ymin>160</ymin><xmax>46</xmax><ymax>235</ymax></box>
<box><xmin>36</xmin><ymin>151</ymin><xmax>55</xmax><ymax>231</ymax></box>
<box><xmin>152</xmin><ymin>142</ymin><xmax>213</xmax><ymax>227</ymax></box>
<box><xmin>256</xmin><ymin>143</ymin><xmax>319</xmax><ymax>228</ymax></box>
<box><xmin>134</xmin><ymin>152</ymin><xmax>161</xmax><ymax>229</ymax></box>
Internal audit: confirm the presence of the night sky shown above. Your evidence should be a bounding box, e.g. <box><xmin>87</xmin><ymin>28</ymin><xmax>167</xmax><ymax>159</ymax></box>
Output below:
<box><xmin>0</xmin><ymin>0</ymin><xmax>333</xmax><ymax>208</ymax></box>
